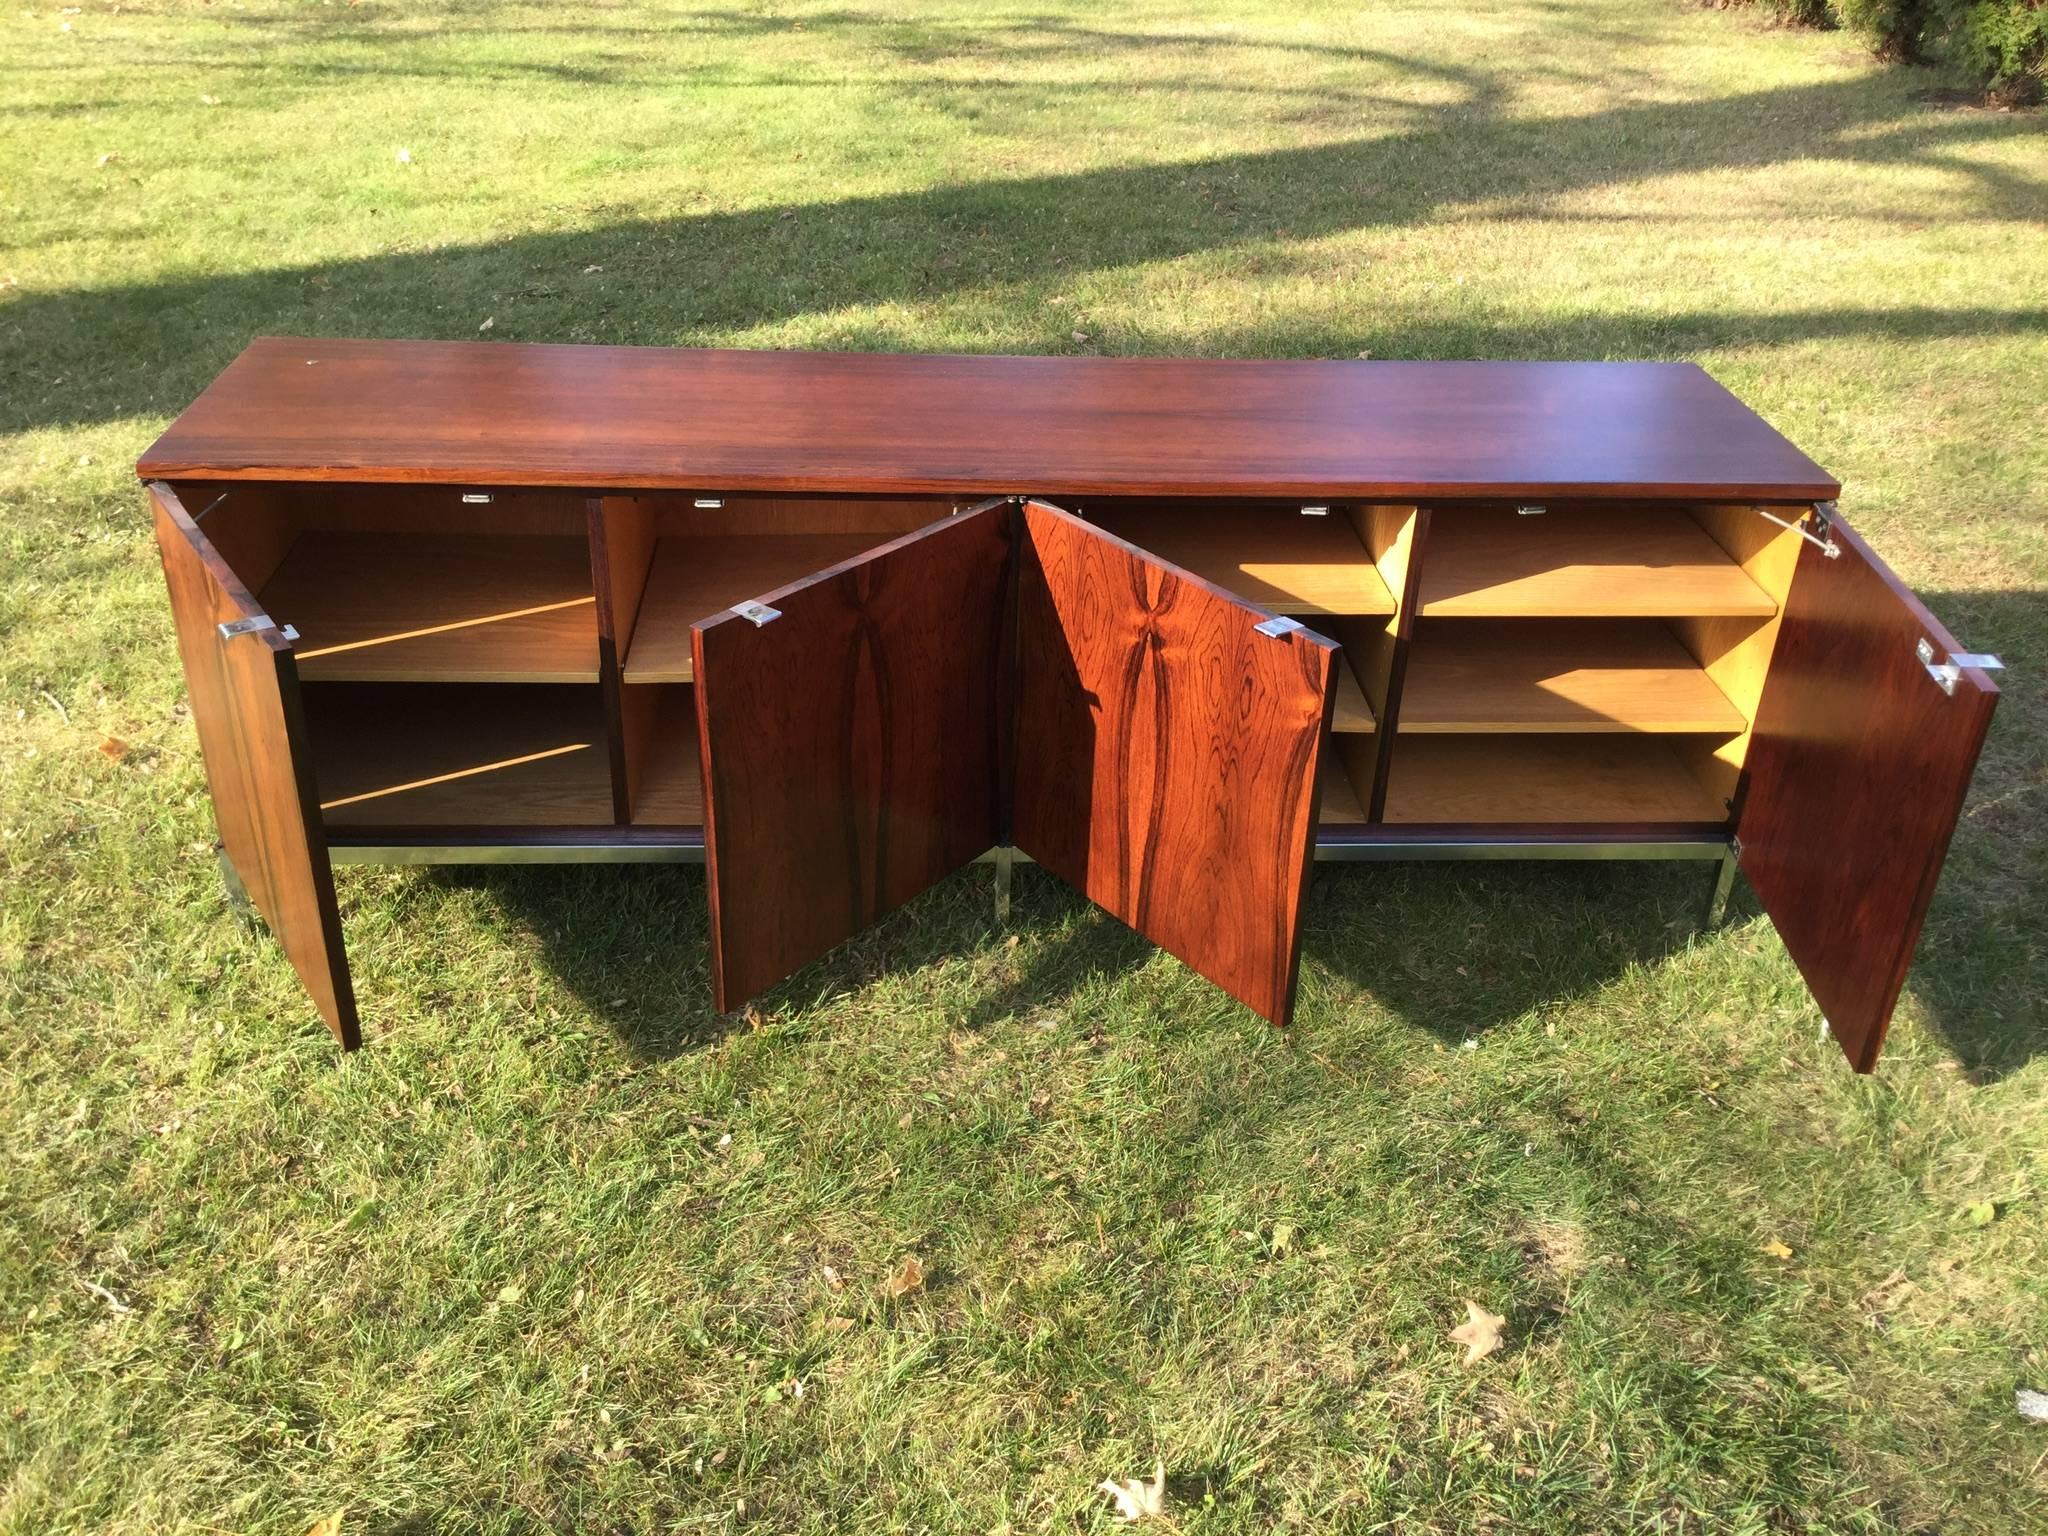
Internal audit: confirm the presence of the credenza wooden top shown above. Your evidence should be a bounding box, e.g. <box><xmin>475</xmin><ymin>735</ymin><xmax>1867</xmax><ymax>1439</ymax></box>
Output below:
<box><xmin>138</xmin><ymin>337</ymin><xmax>1840</xmax><ymax>502</ymax></box>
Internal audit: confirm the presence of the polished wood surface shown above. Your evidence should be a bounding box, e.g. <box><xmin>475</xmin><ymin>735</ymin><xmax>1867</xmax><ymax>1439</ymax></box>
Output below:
<box><xmin>150</xmin><ymin>484</ymin><xmax>359</xmax><ymax>1048</ymax></box>
<box><xmin>1418</xmin><ymin>510</ymin><xmax>1778</xmax><ymax>618</ymax></box>
<box><xmin>1383</xmin><ymin>735</ymin><xmax>1730</xmax><ymax>825</ymax></box>
<box><xmin>1400</xmin><ymin>620</ymin><xmax>1747</xmax><ymax>734</ymax></box>
<box><xmin>1738</xmin><ymin>512</ymin><xmax>1998</xmax><ymax>1073</ymax></box>
<box><xmin>1087</xmin><ymin>507</ymin><xmax>1394</xmax><ymax>615</ymax></box>
<box><xmin>260</xmin><ymin>533</ymin><xmax>599</xmax><ymax>682</ymax></box>
<box><xmin>694</xmin><ymin>507</ymin><xmax>1013</xmax><ymax>1012</ymax></box>
<box><xmin>140</xmin><ymin>339</ymin><xmax>1841</xmax><ymax>501</ymax></box>
<box><xmin>305</xmin><ymin>684</ymin><xmax>614</xmax><ymax>827</ymax></box>
<box><xmin>624</xmin><ymin>534</ymin><xmax>891</xmax><ymax>682</ymax></box>
<box><xmin>1012</xmin><ymin>500</ymin><xmax>1335</xmax><ymax>1026</ymax></box>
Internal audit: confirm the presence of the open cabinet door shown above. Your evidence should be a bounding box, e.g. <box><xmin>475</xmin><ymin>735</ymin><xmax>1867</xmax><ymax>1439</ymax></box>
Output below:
<box><xmin>149</xmin><ymin>483</ymin><xmax>359</xmax><ymax>1047</ymax></box>
<box><xmin>1738</xmin><ymin>509</ymin><xmax>1999</xmax><ymax>1072</ymax></box>
<box><xmin>1011</xmin><ymin>500</ymin><xmax>1338</xmax><ymax>1026</ymax></box>
<box><xmin>693</xmin><ymin>504</ymin><xmax>1013</xmax><ymax>1012</ymax></box>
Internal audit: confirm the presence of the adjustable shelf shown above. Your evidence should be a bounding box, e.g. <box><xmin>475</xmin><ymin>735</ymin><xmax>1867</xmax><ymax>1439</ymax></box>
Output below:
<box><xmin>1418</xmin><ymin>512</ymin><xmax>1776</xmax><ymax>618</ymax></box>
<box><xmin>1382</xmin><ymin>735</ymin><xmax>1728</xmax><ymax>825</ymax></box>
<box><xmin>1091</xmin><ymin>509</ymin><xmax>1395</xmax><ymax>616</ymax></box>
<box><xmin>1399</xmin><ymin>620</ymin><xmax>1745</xmax><ymax>734</ymax></box>
<box><xmin>305</xmin><ymin>683</ymin><xmax>613</xmax><ymax>827</ymax></box>
<box><xmin>261</xmin><ymin>533</ymin><xmax>600</xmax><ymax>682</ymax></box>
<box><xmin>623</xmin><ymin>534</ymin><xmax>887</xmax><ymax>682</ymax></box>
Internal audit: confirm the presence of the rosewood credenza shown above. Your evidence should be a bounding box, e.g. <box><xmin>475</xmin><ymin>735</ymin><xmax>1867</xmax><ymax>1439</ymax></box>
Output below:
<box><xmin>139</xmin><ymin>339</ymin><xmax>2002</xmax><ymax>1070</ymax></box>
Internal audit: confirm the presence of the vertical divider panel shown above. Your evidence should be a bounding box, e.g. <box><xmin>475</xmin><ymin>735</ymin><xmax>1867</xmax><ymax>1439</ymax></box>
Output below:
<box><xmin>1671</xmin><ymin>503</ymin><xmax>1803</xmax><ymax>814</ymax></box>
<box><xmin>1352</xmin><ymin>504</ymin><xmax>1430</xmax><ymax>821</ymax></box>
<box><xmin>589</xmin><ymin>495</ymin><xmax>660</xmax><ymax>822</ymax></box>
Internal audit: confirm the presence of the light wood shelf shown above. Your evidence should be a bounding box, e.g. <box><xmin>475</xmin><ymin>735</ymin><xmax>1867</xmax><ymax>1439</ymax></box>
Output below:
<box><xmin>623</xmin><ymin>534</ymin><xmax>888</xmax><ymax>683</ymax></box>
<box><xmin>1093</xmin><ymin>509</ymin><xmax>1395</xmax><ymax>616</ymax></box>
<box><xmin>1332</xmin><ymin>657</ymin><xmax>1375</xmax><ymax>734</ymax></box>
<box><xmin>632</xmin><ymin>690</ymin><xmax>704</xmax><ymax>826</ymax></box>
<box><xmin>1418</xmin><ymin>512</ymin><xmax>1777</xmax><ymax>619</ymax></box>
<box><xmin>261</xmin><ymin>533</ymin><xmax>599</xmax><ymax>682</ymax></box>
<box><xmin>1382</xmin><ymin>736</ymin><xmax>1728</xmax><ymax>825</ymax></box>
<box><xmin>306</xmin><ymin>684</ymin><xmax>613</xmax><ymax>827</ymax></box>
<box><xmin>1399</xmin><ymin>620</ymin><xmax>1746</xmax><ymax>734</ymax></box>
<box><xmin>1318</xmin><ymin>762</ymin><xmax>1368</xmax><ymax>824</ymax></box>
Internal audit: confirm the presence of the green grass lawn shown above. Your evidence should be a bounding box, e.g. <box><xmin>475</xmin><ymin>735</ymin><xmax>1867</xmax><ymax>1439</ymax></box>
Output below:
<box><xmin>4</xmin><ymin>1</ymin><xmax>2046</xmax><ymax>1530</ymax></box>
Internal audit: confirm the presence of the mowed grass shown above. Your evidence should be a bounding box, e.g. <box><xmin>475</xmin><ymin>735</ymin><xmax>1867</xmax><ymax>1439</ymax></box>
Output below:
<box><xmin>3</xmin><ymin>1</ymin><xmax>2046</xmax><ymax>1530</ymax></box>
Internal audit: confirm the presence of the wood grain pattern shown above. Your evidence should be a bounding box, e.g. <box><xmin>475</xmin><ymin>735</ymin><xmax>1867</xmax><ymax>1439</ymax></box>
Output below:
<box><xmin>625</xmin><ymin>534</ymin><xmax>895</xmax><ymax>682</ymax></box>
<box><xmin>646</xmin><ymin>494</ymin><xmax>954</xmax><ymax>538</ymax></box>
<box><xmin>260</xmin><ymin>532</ymin><xmax>599</xmax><ymax>682</ymax></box>
<box><xmin>1400</xmin><ymin>620</ymin><xmax>1747</xmax><ymax>733</ymax></box>
<box><xmin>1011</xmin><ymin>500</ymin><xmax>1336</xmax><ymax>1026</ymax></box>
<box><xmin>140</xmin><ymin>339</ymin><xmax>1842</xmax><ymax>502</ymax></box>
<box><xmin>1419</xmin><ymin>510</ymin><xmax>1778</xmax><ymax>618</ymax></box>
<box><xmin>1383</xmin><ymin>735</ymin><xmax>1731</xmax><ymax>825</ymax></box>
<box><xmin>305</xmin><ymin>684</ymin><xmax>614</xmax><ymax>827</ymax></box>
<box><xmin>1737</xmin><ymin>512</ymin><xmax>1999</xmax><ymax>1073</ymax></box>
<box><xmin>150</xmin><ymin>483</ymin><xmax>359</xmax><ymax>1048</ymax></box>
<box><xmin>1087</xmin><ymin>506</ymin><xmax>1394</xmax><ymax>615</ymax></box>
<box><xmin>693</xmin><ymin>507</ymin><xmax>1013</xmax><ymax>1012</ymax></box>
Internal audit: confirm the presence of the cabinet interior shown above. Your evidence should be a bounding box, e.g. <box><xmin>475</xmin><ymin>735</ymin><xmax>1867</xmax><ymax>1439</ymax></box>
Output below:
<box><xmin>180</xmin><ymin>485</ymin><xmax>1805</xmax><ymax>839</ymax></box>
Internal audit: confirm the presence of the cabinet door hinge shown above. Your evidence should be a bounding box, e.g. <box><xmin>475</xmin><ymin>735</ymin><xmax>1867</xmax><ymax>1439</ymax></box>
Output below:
<box><xmin>217</xmin><ymin>616</ymin><xmax>298</xmax><ymax>643</ymax></box>
<box><xmin>1756</xmin><ymin>501</ymin><xmax>1840</xmax><ymax>558</ymax></box>
<box><xmin>1917</xmin><ymin>637</ymin><xmax>2003</xmax><ymax>696</ymax></box>
<box><xmin>731</xmin><ymin>601</ymin><xmax>781</xmax><ymax>627</ymax></box>
<box><xmin>1253</xmin><ymin>615</ymin><xmax>1306</xmax><ymax>639</ymax></box>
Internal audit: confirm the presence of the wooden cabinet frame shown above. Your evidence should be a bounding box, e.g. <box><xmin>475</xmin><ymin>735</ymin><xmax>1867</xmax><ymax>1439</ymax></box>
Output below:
<box><xmin>140</xmin><ymin>342</ymin><xmax>2003</xmax><ymax>1069</ymax></box>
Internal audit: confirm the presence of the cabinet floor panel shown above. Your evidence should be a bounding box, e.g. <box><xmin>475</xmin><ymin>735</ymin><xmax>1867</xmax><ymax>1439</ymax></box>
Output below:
<box><xmin>624</xmin><ymin>534</ymin><xmax>890</xmax><ymax>682</ymax></box>
<box><xmin>1384</xmin><ymin>735</ymin><xmax>1727</xmax><ymax>824</ymax></box>
<box><xmin>261</xmin><ymin>532</ymin><xmax>599</xmax><ymax>682</ymax></box>
<box><xmin>1091</xmin><ymin>509</ymin><xmax>1395</xmax><ymax>616</ymax></box>
<box><xmin>633</xmin><ymin>690</ymin><xmax>704</xmax><ymax>826</ymax></box>
<box><xmin>1418</xmin><ymin>511</ymin><xmax>1776</xmax><ymax>618</ymax></box>
<box><xmin>1331</xmin><ymin>656</ymin><xmax>1376</xmax><ymax>733</ymax></box>
<box><xmin>1401</xmin><ymin>620</ymin><xmax>1746</xmax><ymax>733</ymax></box>
<box><xmin>306</xmin><ymin>684</ymin><xmax>613</xmax><ymax>827</ymax></box>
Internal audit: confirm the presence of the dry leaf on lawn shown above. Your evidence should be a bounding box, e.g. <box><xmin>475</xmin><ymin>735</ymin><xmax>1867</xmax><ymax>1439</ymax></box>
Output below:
<box><xmin>1448</xmin><ymin>1299</ymin><xmax>1507</xmax><ymax>1366</ymax></box>
<box><xmin>1097</xmin><ymin>1460</ymin><xmax>1167</xmax><ymax>1522</ymax></box>
<box><xmin>304</xmin><ymin>1513</ymin><xmax>343</xmax><ymax>1536</ymax></box>
<box><xmin>98</xmin><ymin>736</ymin><xmax>128</xmax><ymax>760</ymax></box>
<box><xmin>882</xmin><ymin>1253</ymin><xmax>924</xmax><ymax>1298</ymax></box>
<box><xmin>1760</xmin><ymin>1239</ymin><xmax>1794</xmax><ymax>1259</ymax></box>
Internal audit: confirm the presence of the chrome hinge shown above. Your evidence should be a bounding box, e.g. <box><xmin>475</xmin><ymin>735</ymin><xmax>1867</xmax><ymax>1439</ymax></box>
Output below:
<box><xmin>217</xmin><ymin>617</ymin><xmax>298</xmax><ymax>643</ymax></box>
<box><xmin>1917</xmin><ymin>637</ymin><xmax>2003</xmax><ymax>696</ymax></box>
<box><xmin>1756</xmin><ymin>501</ymin><xmax>1840</xmax><ymax>559</ymax></box>
<box><xmin>953</xmin><ymin>495</ymin><xmax>1016</xmax><ymax>518</ymax></box>
<box><xmin>732</xmin><ymin>600</ymin><xmax>781</xmax><ymax>627</ymax></box>
<box><xmin>1254</xmin><ymin>615</ymin><xmax>1306</xmax><ymax>639</ymax></box>
<box><xmin>694</xmin><ymin>497</ymin><xmax>725</xmax><ymax>509</ymax></box>
<box><xmin>1516</xmin><ymin>504</ymin><xmax>1546</xmax><ymax>516</ymax></box>
<box><xmin>1730</xmin><ymin>835</ymin><xmax>1743</xmax><ymax>861</ymax></box>
<box><xmin>460</xmin><ymin>492</ymin><xmax>493</xmax><ymax>504</ymax></box>
<box><xmin>1300</xmin><ymin>504</ymin><xmax>1330</xmax><ymax>517</ymax></box>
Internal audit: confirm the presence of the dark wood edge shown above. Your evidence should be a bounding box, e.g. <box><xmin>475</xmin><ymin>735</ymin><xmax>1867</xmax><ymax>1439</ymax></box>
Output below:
<box><xmin>326</xmin><ymin>825</ymin><xmax>706</xmax><ymax>846</ymax></box>
<box><xmin>1278</xmin><ymin>651</ymin><xmax>1343</xmax><ymax>1026</ymax></box>
<box><xmin>995</xmin><ymin>502</ymin><xmax>1022</xmax><ymax>846</ymax></box>
<box><xmin>1366</xmin><ymin>506</ymin><xmax>1432</xmax><ymax>821</ymax></box>
<box><xmin>1318</xmin><ymin>822</ymin><xmax>1733</xmax><ymax>845</ymax></box>
<box><xmin>585</xmin><ymin>496</ymin><xmax>635</xmax><ymax>822</ymax></box>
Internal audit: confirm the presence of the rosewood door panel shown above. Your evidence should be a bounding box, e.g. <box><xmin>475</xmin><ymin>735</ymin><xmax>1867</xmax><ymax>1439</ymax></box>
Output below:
<box><xmin>150</xmin><ymin>483</ymin><xmax>359</xmax><ymax>1047</ymax></box>
<box><xmin>693</xmin><ymin>504</ymin><xmax>1013</xmax><ymax>1012</ymax></box>
<box><xmin>1011</xmin><ymin>500</ymin><xmax>1338</xmax><ymax>1026</ymax></box>
<box><xmin>1738</xmin><ymin>510</ymin><xmax>1999</xmax><ymax>1072</ymax></box>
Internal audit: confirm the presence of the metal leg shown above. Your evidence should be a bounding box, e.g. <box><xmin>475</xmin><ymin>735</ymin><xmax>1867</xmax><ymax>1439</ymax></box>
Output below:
<box><xmin>216</xmin><ymin>842</ymin><xmax>253</xmax><ymax>921</ymax></box>
<box><xmin>993</xmin><ymin>844</ymin><xmax>1014</xmax><ymax>924</ymax></box>
<box><xmin>1703</xmin><ymin>846</ymin><xmax>1738</xmax><ymax>929</ymax></box>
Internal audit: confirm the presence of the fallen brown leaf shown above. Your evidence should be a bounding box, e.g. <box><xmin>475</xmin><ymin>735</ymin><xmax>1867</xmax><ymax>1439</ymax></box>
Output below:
<box><xmin>305</xmin><ymin>1513</ymin><xmax>343</xmax><ymax>1536</ymax></box>
<box><xmin>1448</xmin><ymin>1299</ymin><xmax>1507</xmax><ymax>1366</ymax></box>
<box><xmin>881</xmin><ymin>1253</ymin><xmax>924</xmax><ymax>1298</ymax></box>
<box><xmin>98</xmin><ymin>736</ymin><xmax>128</xmax><ymax>760</ymax></box>
<box><xmin>1760</xmin><ymin>1239</ymin><xmax>1794</xmax><ymax>1259</ymax></box>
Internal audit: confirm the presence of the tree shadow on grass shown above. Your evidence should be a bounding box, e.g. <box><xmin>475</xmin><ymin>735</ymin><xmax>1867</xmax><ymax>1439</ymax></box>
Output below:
<box><xmin>8</xmin><ymin>70</ymin><xmax>2043</xmax><ymax>437</ymax></box>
